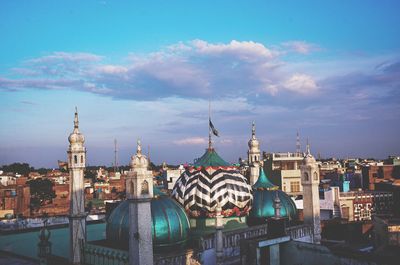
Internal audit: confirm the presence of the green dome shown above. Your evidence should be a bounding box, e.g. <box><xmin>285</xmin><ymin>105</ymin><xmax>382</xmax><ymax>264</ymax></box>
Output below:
<box><xmin>249</xmin><ymin>168</ymin><xmax>297</xmax><ymax>221</ymax></box>
<box><xmin>193</xmin><ymin>148</ymin><xmax>231</xmax><ymax>168</ymax></box>
<box><xmin>106</xmin><ymin>188</ymin><xmax>190</xmax><ymax>249</ymax></box>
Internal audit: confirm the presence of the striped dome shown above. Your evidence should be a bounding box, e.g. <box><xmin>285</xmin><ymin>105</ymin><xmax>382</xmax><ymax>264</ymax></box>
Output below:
<box><xmin>106</xmin><ymin>188</ymin><xmax>190</xmax><ymax>249</ymax></box>
<box><xmin>249</xmin><ymin>168</ymin><xmax>297</xmax><ymax>221</ymax></box>
<box><xmin>172</xmin><ymin>148</ymin><xmax>253</xmax><ymax>218</ymax></box>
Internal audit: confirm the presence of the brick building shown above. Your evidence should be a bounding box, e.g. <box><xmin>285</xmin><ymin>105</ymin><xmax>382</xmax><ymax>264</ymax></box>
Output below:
<box><xmin>362</xmin><ymin>164</ymin><xmax>400</xmax><ymax>190</ymax></box>
<box><xmin>0</xmin><ymin>177</ymin><xmax>30</xmax><ymax>218</ymax></box>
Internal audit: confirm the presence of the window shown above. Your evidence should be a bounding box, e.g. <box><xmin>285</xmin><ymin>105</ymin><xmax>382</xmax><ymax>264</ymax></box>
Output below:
<box><xmin>290</xmin><ymin>181</ymin><xmax>300</xmax><ymax>193</ymax></box>
<box><xmin>313</xmin><ymin>172</ymin><xmax>318</xmax><ymax>181</ymax></box>
<box><xmin>304</xmin><ymin>172</ymin><xmax>309</xmax><ymax>181</ymax></box>
<box><xmin>81</xmin><ymin>155</ymin><xmax>84</xmax><ymax>163</ymax></box>
<box><xmin>130</xmin><ymin>181</ymin><xmax>134</xmax><ymax>194</ymax></box>
<box><xmin>74</xmin><ymin>155</ymin><xmax>77</xmax><ymax>164</ymax></box>
<box><xmin>141</xmin><ymin>180</ymin><xmax>149</xmax><ymax>195</ymax></box>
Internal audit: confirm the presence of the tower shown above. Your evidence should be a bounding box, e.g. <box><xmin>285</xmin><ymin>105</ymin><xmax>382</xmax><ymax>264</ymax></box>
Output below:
<box><xmin>67</xmin><ymin>108</ymin><xmax>86</xmax><ymax>264</ymax></box>
<box><xmin>300</xmin><ymin>142</ymin><xmax>321</xmax><ymax>244</ymax></box>
<box><xmin>248</xmin><ymin>121</ymin><xmax>261</xmax><ymax>185</ymax></box>
<box><xmin>126</xmin><ymin>140</ymin><xmax>154</xmax><ymax>265</ymax></box>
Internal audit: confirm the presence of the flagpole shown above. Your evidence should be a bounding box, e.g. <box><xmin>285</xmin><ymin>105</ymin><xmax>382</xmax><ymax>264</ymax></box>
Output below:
<box><xmin>208</xmin><ymin>100</ymin><xmax>212</xmax><ymax>150</ymax></box>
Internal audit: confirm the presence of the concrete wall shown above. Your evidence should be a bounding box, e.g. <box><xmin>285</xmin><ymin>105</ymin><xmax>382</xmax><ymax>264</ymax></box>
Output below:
<box><xmin>281</xmin><ymin>241</ymin><xmax>378</xmax><ymax>265</ymax></box>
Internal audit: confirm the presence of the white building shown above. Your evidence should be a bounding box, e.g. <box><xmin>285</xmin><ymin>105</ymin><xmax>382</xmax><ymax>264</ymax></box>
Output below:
<box><xmin>266</xmin><ymin>152</ymin><xmax>304</xmax><ymax>195</ymax></box>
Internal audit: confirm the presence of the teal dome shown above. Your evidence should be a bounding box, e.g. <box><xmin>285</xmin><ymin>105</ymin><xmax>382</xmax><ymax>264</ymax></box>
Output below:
<box><xmin>249</xmin><ymin>168</ymin><xmax>297</xmax><ymax>222</ymax></box>
<box><xmin>106</xmin><ymin>188</ymin><xmax>190</xmax><ymax>249</ymax></box>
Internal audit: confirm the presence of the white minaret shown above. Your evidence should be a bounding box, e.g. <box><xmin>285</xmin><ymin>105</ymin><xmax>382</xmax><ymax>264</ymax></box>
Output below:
<box><xmin>248</xmin><ymin>121</ymin><xmax>261</xmax><ymax>185</ymax></box>
<box><xmin>300</xmin><ymin>142</ymin><xmax>321</xmax><ymax>244</ymax></box>
<box><xmin>126</xmin><ymin>140</ymin><xmax>154</xmax><ymax>265</ymax></box>
<box><xmin>67</xmin><ymin>108</ymin><xmax>86</xmax><ymax>264</ymax></box>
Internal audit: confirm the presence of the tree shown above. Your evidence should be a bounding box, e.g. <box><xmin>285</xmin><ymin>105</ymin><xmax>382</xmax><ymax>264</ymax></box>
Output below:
<box><xmin>28</xmin><ymin>178</ymin><xmax>56</xmax><ymax>212</ymax></box>
<box><xmin>85</xmin><ymin>170</ymin><xmax>97</xmax><ymax>182</ymax></box>
<box><xmin>0</xmin><ymin>163</ymin><xmax>33</xmax><ymax>175</ymax></box>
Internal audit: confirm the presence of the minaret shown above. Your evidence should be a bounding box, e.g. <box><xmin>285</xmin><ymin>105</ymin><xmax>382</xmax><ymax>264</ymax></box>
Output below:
<box><xmin>126</xmin><ymin>140</ymin><xmax>154</xmax><ymax>265</ymax></box>
<box><xmin>67</xmin><ymin>108</ymin><xmax>86</xmax><ymax>264</ymax></box>
<box><xmin>248</xmin><ymin>121</ymin><xmax>261</xmax><ymax>185</ymax></box>
<box><xmin>300</xmin><ymin>141</ymin><xmax>321</xmax><ymax>244</ymax></box>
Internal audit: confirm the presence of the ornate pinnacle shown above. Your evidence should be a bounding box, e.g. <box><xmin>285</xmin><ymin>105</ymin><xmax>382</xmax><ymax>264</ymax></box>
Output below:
<box><xmin>137</xmin><ymin>139</ymin><xmax>142</xmax><ymax>155</ymax></box>
<box><xmin>306</xmin><ymin>138</ymin><xmax>311</xmax><ymax>156</ymax></box>
<box><xmin>74</xmin><ymin>107</ymin><xmax>79</xmax><ymax>129</ymax></box>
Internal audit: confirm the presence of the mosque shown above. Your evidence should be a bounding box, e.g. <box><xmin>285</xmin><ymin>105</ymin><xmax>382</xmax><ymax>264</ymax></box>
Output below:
<box><xmin>34</xmin><ymin>109</ymin><xmax>351</xmax><ymax>265</ymax></box>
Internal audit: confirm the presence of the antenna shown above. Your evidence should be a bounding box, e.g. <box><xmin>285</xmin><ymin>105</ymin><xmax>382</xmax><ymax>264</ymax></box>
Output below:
<box><xmin>114</xmin><ymin>139</ymin><xmax>118</xmax><ymax>173</ymax></box>
<box><xmin>296</xmin><ymin>131</ymin><xmax>301</xmax><ymax>154</ymax></box>
<box><xmin>208</xmin><ymin>100</ymin><xmax>212</xmax><ymax>150</ymax></box>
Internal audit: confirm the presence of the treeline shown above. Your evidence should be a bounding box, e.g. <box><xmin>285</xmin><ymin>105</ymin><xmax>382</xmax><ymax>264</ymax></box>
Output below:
<box><xmin>0</xmin><ymin>163</ymin><xmax>49</xmax><ymax>175</ymax></box>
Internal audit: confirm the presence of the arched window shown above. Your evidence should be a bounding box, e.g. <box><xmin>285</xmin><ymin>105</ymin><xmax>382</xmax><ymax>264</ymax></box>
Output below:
<box><xmin>81</xmin><ymin>155</ymin><xmax>84</xmax><ymax>163</ymax></box>
<box><xmin>141</xmin><ymin>180</ymin><xmax>149</xmax><ymax>195</ymax></box>
<box><xmin>130</xmin><ymin>181</ymin><xmax>134</xmax><ymax>194</ymax></box>
<box><xmin>304</xmin><ymin>172</ymin><xmax>309</xmax><ymax>181</ymax></box>
<box><xmin>313</xmin><ymin>172</ymin><xmax>318</xmax><ymax>181</ymax></box>
<box><xmin>74</xmin><ymin>155</ymin><xmax>77</xmax><ymax>164</ymax></box>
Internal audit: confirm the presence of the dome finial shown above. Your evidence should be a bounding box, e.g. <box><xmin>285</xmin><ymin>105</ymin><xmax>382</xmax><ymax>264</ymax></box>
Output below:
<box><xmin>137</xmin><ymin>139</ymin><xmax>142</xmax><ymax>155</ymax></box>
<box><xmin>252</xmin><ymin>121</ymin><xmax>256</xmax><ymax>139</ymax></box>
<box><xmin>273</xmin><ymin>191</ymin><xmax>281</xmax><ymax>218</ymax></box>
<box><xmin>74</xmin><ymin>107</ymin><xmax>79</xmax><ymax>129</ymax></box>
<box><xmin>306</xmin><ymin>138</ymin><xmax>311</xmax><ymax>156</ymax></box>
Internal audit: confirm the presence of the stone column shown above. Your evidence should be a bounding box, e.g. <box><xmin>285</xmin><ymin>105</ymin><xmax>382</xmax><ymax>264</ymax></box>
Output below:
<box><xmin>215</xmin><ymin>205</ymin><xmax>224</xmax><ymax>265</ymax></box>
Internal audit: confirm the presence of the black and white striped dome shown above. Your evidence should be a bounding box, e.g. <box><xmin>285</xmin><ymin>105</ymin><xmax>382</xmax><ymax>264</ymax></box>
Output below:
<box><xmin>172</xmin><ymin>148</ymin><xmax>252</xmax><ymax>218</ymax></box>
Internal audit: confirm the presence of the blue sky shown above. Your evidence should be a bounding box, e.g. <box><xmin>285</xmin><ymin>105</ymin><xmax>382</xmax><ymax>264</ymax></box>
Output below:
<box><xmin>1</xmin><ymin>0</ymin><xmax>400</xmax><ymax>167</ymax></box>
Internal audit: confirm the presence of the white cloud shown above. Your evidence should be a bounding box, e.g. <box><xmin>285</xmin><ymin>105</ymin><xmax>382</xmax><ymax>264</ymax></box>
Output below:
<box><xmin>96</xmin><ymin>65</ymin><xmax>128</xmax><ymax>74</ymax></box>
<box><xmin>173</xmin><ymin>137</ymin><xmax>207</xmax><ymax>145</ymax></box>
<box><xmin>0</xmin><ymin>40</ymin><xmax>323</xmax><ymax>99</ymax></box>
<box><xmin>27</xmin><ymin>52</ymin><xmax>102</xmax><ymax>64</ymax></box>
<box><xmin>282</xmin><ymin>41</ymin><xmax>320</xmax><ymax>54</ymax></box>
<box><xmin>191</xmin><ymin>39</ymin><xmax>277</xmax><ymax>60</ymax></box>
<box><xmin>283</xmin><ymin>74</ymin><xmax>318</xmax><ymax>94</ymax></box>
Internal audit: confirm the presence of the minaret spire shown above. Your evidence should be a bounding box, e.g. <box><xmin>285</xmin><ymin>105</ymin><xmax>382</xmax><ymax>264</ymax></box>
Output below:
<box><xmin>306</xmin><ymin>138</ymin><xmax>311</xmax><ymax>156</ymax></box>
<box><xmin>252</xmin><ymin>121</ymin><xmax>256</xmax><ymax>139</ymax></box>
<box><xmin>137</xmin><ymin>139</ymin><xmax>142</xmax><ymax>155</ymax></box>
<box><xmin>74</xmin><ymin>107</ymin><xmax>79</xmax><ymax>130</ymax></box>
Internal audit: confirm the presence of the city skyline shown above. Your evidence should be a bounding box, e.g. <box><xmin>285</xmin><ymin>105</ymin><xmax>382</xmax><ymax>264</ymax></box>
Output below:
<box><xmin>1</xmin><ymin>1</ymin><xmax>400</xmax><ymax>167</ymax></box>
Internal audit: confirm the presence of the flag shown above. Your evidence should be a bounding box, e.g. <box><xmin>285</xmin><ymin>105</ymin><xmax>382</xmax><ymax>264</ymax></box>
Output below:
<box><xmin>209</xmin><ymin>119</ymin><xmax>219</xmax><ymax>137</ymax></box>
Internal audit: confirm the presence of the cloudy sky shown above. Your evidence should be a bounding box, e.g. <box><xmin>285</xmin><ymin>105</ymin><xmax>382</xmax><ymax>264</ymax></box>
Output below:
<box><xmin>1</xmin><ymin>0</ymin><xmax>400</xmax><ymax>168</ymax></box>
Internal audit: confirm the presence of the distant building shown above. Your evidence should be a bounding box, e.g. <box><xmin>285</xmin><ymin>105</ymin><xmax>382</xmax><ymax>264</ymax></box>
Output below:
<box><xmin>362</xmin><ymin>164</ymin><xmax>400</xmax><ymax>190</ymax></box>
<box><xmin>265</xmin><ymin>152</ymin><xmax>304</xmax><ymax>195</ymax></box>
<box><xmin>339</xmin><ymin>190</ymin><xmax>393</xmax><ymax>221</ymax></box>
<box><xmin>161</xmin><ymin>163</ymin><xmax>185</xmax><ymax>190</ymax></box>
<box><xmin>0</xmin><ymin>177</ymin><xmax>30</xmax><ymax>218</ymax></box>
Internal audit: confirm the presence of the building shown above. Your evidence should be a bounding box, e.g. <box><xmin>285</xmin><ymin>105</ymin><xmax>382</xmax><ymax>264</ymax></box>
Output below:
<box><xmin>265</xmin><ymin>152</ymin><xmax>304</xmax><ymax>195</ymax></box>
<box><xmin>0</xmin><ymin>177</ymin><xmax>30</xmax><ymax>218</ymax></box>
<box><xmin>339</xmin><ymin>190</ymin><xmax>393</xmax><ymax>222</ymax></box>
<box><xmin>362</xmin><ymin>164</ymin><xmax>400</xmax><ymax>190</ymax></box>
<box><xmin>160</xmin><ymin>163</ymin><xmax>185</xmax><ymax>190</ymax></box>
